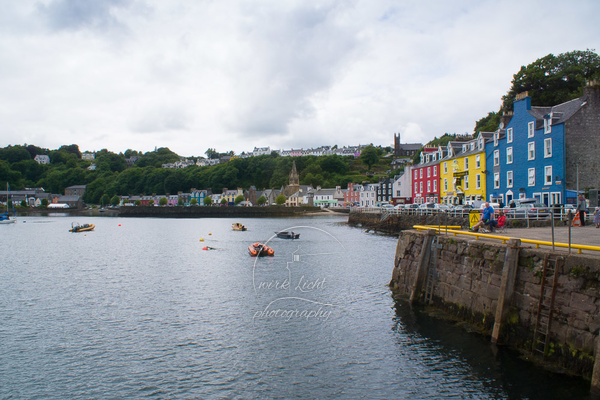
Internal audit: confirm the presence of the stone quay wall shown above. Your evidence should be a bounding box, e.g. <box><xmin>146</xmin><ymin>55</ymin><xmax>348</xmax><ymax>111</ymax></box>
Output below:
<box><xmin>390</xmin><ymin>230</ymin><xmax>600</xmax><ymax>384</ymax></box>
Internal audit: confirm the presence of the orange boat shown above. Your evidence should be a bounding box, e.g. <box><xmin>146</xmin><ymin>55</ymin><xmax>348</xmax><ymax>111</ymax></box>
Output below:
<box><xmin>248</xmin><ymin>242</ymin><xmax>274</xmax><ymax>257</ymax></box>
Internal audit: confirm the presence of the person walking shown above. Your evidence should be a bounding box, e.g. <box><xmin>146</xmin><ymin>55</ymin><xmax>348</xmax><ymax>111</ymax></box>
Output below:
<box><xmin>593</xmin><ymin>207</ymin><xmax>600</xmax><ymax>228</ymax></box>
<box><xmin>576</xmin><ymin>194</ymin><xmax>587</xmax><ymax>227</ymax></box>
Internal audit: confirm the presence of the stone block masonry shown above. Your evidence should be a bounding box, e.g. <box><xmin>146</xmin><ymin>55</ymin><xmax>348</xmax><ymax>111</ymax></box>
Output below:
<box><xmin>390</xmin><ymin>230</ymin><xmax>600</xmax><ymax>390</ymax></box>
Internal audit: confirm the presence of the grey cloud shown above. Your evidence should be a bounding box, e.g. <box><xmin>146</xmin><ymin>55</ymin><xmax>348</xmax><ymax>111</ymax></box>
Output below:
<box><xmin>228</xmin><ymin>2</ymin><xmax>360</xmax><ymax>137</ymax></box>
<box><xmin>36</xmin><ymin>0</ymin><xmax>135</xmax><ymax>31</ymax></box>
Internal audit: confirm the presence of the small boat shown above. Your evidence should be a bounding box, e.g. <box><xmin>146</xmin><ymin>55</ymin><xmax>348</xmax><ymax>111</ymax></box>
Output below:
<box><xmin>0</xmin><ymin>182</ymin><xmax>17</xmax><ymax>225</ymax></box>
<box><xmin>232</xmin><ymin>222</ymin><xmax>247</xmax><ymax>231</ymax></box>
<box><xmin>248</xmin><ymin>242</ymin><xmax>274</xmax><ymax>257</ymax></box>
<box><xmin>275</xmin><ymin>231</ymin><xmax>300</xmax><ymax>239</ymax></box>
<box><xmin>69</xmin><ymin>222</ymin><xmax>95</xmax><ymax>233</ymax></box>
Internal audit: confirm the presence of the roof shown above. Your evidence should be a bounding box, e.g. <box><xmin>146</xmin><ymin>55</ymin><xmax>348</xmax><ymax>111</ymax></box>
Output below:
<box><xmin>529</xmin><ymin>97</ymin><xmax>585</xmax><ymax>126</ymax></box>
<box><xmin>397</xmin><ymin>143</ymin><xmax>422</xmax><ymax>151</ymax></box>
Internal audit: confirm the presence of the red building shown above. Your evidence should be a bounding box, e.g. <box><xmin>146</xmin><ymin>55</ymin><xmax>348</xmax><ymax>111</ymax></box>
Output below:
<box><xmin>413</xmin><ymin>147</ymin><xmax>441</xmax><ymax>204</ymax></box>
<box><xmin>344</xmin><ymin>182</ymin><xmax>361</xmax><ymax>207</ymax></box>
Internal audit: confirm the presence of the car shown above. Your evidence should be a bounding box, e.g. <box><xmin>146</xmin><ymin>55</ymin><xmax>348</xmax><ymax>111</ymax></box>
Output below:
<box><xmin>434</xmin><ymin>204</ymin><xmax>451</xmax><ymax>211</ymax></box>
<box><xmin>381</xmin><ymin>203</ymin><xmax>394</xmax><ymax>209</ymax></box>
<box><xmin>394</xmin><ymin>204</ymin><xmax>405</xmax><ymax>210</ymax></box>
<box><xmin>504</xmin><ymin>202</ymin><xmax>551</xmax><ymax>219</ymax></box>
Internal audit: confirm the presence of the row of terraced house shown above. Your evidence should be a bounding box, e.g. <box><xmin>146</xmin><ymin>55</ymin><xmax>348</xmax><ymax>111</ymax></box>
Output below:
<box><xmin>391</xmin><ymin>83</ymin><xmax>600</xmax><ymax>207</ymax></box>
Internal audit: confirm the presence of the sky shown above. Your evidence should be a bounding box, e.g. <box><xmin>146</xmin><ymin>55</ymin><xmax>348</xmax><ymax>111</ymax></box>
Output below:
<box><xmin>0</xmin><ymin>0</ymin><xmax>598</xmax><ymax>157</ymax></box>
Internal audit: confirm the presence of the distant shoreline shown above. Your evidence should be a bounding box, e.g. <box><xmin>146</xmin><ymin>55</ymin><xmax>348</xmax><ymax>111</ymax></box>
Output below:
<box><xmin>15</xmin><ymin>206</ymin><xmax>350</xmax><ymax>218</ymax></box>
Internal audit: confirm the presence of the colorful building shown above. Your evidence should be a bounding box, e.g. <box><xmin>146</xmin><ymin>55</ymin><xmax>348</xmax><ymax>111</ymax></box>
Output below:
<box><xmin>440</xmin><ymin>133</ymin><xmax>492</xmax><ymax>205</ymax></box>
<box><xmin>413</xmin><ymin>147</ymin><xmax>441</xmax><ymax>204</ymax></box>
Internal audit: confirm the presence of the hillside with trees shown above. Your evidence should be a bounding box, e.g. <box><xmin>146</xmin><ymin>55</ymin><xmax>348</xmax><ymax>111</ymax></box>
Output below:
<box><xmin>474</xmin><ymin>49</ymin><xmax>600</xmax><ymax>132</ymax></box>
<box><xmin>0</xmin><ymin>144</ymin><xmax>395</xmax><ymax>204</ymax></box>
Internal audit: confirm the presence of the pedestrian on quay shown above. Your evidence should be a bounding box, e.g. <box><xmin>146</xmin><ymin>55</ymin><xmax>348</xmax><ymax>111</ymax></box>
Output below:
<box><xmin>594</xmin><ymin>207</ymin><xmax>600</xmax><ymax>229</ymax></box>
<box><xmin>576</xmin><ymin>194</ymin><xmax>587</xmax><ymax>227</ymax></box>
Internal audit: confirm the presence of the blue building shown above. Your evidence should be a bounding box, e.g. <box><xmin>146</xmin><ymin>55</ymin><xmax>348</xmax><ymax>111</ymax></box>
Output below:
<box><xmin>486</xmin><ymin>91</ymin><xmax>583</xmax><ymax>206</ymax></box>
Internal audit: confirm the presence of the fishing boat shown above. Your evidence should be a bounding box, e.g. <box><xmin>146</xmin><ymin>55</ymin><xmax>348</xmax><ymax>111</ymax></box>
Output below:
<box><xmin>275</xmin><ymin>231</ymin><xmax>300</xmax><ymax>239</ymax></box>
<box><xmin>232</xmin><ymin>222</ymin><xmax>247</xmax><ymax>231</ymax></box>
<box><xmin>0</xmin><ymin>182</ymin><xmax>16</xmax><ymax>225</ymax></box>
<box><xmin>69</xmin><ymin>222</ymin><xmax>95</xmax><ymax>233</ymax></box>
<box><xmin>248</xmin><ymin>242</ymin><xmax>274</xmax><ymax>257</ymax></box>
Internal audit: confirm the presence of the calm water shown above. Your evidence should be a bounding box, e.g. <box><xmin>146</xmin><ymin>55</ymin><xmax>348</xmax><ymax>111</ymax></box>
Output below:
<box><xmin>0</xmin><ymin>215</ymin><xmax>593</xmax><ymax>399</ymax></box>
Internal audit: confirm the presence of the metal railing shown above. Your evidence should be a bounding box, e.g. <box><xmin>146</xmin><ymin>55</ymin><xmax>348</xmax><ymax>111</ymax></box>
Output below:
<box><xmin>351</xmin><ymin>206</ymin><xmax>588</xmax><ymax>223</ymax></box>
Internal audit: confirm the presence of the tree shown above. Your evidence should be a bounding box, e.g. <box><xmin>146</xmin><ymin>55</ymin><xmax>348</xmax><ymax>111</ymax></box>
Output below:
<box><xmin>148</xmin><ymin>199</ymin><xmax>155</xmax><ymax>206</ymax></box>
<box><xmin>359</xmin><ymin>145</ymin><xmax>380</xmax><ymax>171</ymax></box>
<box><xmin>21</xmin><ymin>200</ymin><xmax>27</xmax><ymax>207</ymax></box>
<box><xmin>110</xmin><ymin>195</ymin><xmax>120</xmax><ymax>206</ymax></box>
<box><xmin>220</xmin><ymin>198</ymin><xmax>227</xmax><ymax>205</ymax></box>
<box><xmin>40</xmin><ymin>198</ymin><xmax>49</xmax><ymax>208</ymax></box>
<box><xmin>204</xmin><ymin>196</ymin><xmax>213</xmax><ymax>206</ymax></box>
<box><xmin>178</xmin><ymin>197</ymin><xmax>184</xmax><ymax>206</ymax></box>
<box><xmin>190</xmin><ymin>198</ymin><xmax>198</xmax><ymax>205</ymax></box>
<box><xmin>134</xmin><ymin>200</ymin><xmax>141</xmax><ymax>206</ymax></box>
<box><xmin>159</xmin><ymin>197</ymin><xmax>168</xmax><ymax>206</ymax></box>
<box><xmin>235</xmin><ymin>194</ymin><xmax>245</xmax><ymax>204</ymax></box>
<box><xmin>101</xmin><ymin>194</ymin><xmax>110</xmax><ymax>207</ymax></box>
<box><xmin>257</xmin><ymin>196</ymin><xmax>267</xmax><ymax>206</ymax></box>
<box><xmin>474</xmin><ymin>112</ymin><xmax>500</xmax><ymax>133</ymax></box>
<box><xmin>502</xmin><ymin>50</ymin><xmax>600</xmax><ymax>113</ymax></box>
<box><xmin>275</xmin><ymin>194</ymin><xmax>286</xmax><ymax>205</ymax></box>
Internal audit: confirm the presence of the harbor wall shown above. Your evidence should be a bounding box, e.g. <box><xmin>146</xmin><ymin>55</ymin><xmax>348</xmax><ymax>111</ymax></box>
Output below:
<box><xmin>117</xmin><ymin>205</ymin><xmax>323</xmax><ymax>218</ymax></box>
<box><xmin>390</xmin><ymin>230</ymin><xmax>600</xmax><ymax>380</ymax></box>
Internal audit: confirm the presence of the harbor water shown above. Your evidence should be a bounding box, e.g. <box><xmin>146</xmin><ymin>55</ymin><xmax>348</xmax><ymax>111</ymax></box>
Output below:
<box><xmin>0</xmin><ymin>215</ymin><xmax>593</xmax><ymax>399</ymax></box>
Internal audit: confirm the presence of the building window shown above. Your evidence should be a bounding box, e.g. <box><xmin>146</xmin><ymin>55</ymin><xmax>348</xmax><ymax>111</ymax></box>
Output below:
<box><xmin>433</xmin><ymin>180</ymin><xmax>437</xmax><ymax>192</ymax></box>
<box><xmin>463</xmin><ymin>145</ymin><xmax>467</xmax><ymax>152</ymax></box>
<box><xmin>507</xmin><ymin>171</ymin><xmax>513</xmax><ymax>188</ymax></box>
<box><xmin>427</xmin><ymin>167</ymin><xmax>431</xmax><ymax>178</ymax></box>
<box><xmin>420</xmin><ymin>182</ymin><xmax>423</xmax><ymax>192</ymax></box>
<box><xmin>476</xmin><ymin>174</ymin><xmax>481</xmax><ymax>189</ymax></box>
<box><xmin>528</xmin><ymin>121</ymin><xmax>535</xmax><ymax>138</ymax></box>
<box><xmin>427</xmin><ymin>181</ymin><xmax>431</xmax><ymax>193</ymax></box>
<box><xmin>494</xmin><ymin>132</ymin><xmax>498</xmax><ymax>146</ymax></box>
<box><xmin>507</xmin><ymin>128</ymin><xmax>513</xmax><ymax>143</ymax></box>
<box><xmin>494</xmin><ymin>172</ymin><xmax>500</xmax><ymax>189</ymax></box>
<box><xmin>443</xmin><ymin>162</ymin><xmax>447</xmax><ymax>174</ymax></box>
<box><xmin>544</xmin><ymin>138</ymin><xmax>552</xmax><ymax>158</ymax></box>
<box><xmin>544</xmin><ymin>118</ymin><xmax>551</xmax><ymax>134</ymax></box>
<box><xmin>433</xmin><ymin>167</ymin><xmax>437</xmax><ymax>177</ymax></box>
<box><xmin>414</xmin><ymin>170</ymin><xmax>418</xmax><ymax>179</ymax></box>
<box><xmin>545</xmin><ymin>166</ymin><xmax>552</xmax><ymax>185</ymax></box>
<box><xmin>444</xmin><ymin>179</ymin><xmax>448</xmax><ymax>191</ymax></box>
<box><xmin>528</xmin><ymin>168</ymin><xmax>535</xmax><ymax>186</ymax></box>
<box><xmin>420</xmin><ymin>169</ymin><xmax>423</xmax><ymax>178</ymax></box>
<box><xmin>494</xmin><ymin>150</ymin><xmax>499</xmax><ymax>166</ymax></box>
<box><xmin>478</xmin><ymin>139</ymin><xmax>483</xmax><ymax>149</ymax></box>
<box><xmin>414</xmin><ymin>182</ymin><xmax>418</xmax><ymax>193</ymax></box>
<box><xmin>464</xmin><ymin>158</ymin><xmax>469</xmax><ymax>170</ymax></box>
<box><xmin>506</xmin><ymin>147</ymin><xmax>513</xmax><ymax>164</ymax></box>
<box><xmin>475</xmin><ymin>155</ymin><xmax>481</xmax><ymax>169</ymax></box>
<box><xmin>464</xmin><ymin>176</ymin><xmax>469</xmax><ymax>190</ymax></box>
<box><xmin>470</xmin><ymin>142</ymin><xmax>475</xmax><ymax>151</ymax></box>
<box><xmin>528</xmin><ymin>142</ymin><xmax>535</xmax><ymax>160</ymax></box>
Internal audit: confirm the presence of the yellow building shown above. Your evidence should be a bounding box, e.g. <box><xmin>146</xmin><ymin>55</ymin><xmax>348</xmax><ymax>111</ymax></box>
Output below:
<box><xmin>440</xmin><ymin>133</ymin><xmax>493</xmax><ymax>205</ymax></box>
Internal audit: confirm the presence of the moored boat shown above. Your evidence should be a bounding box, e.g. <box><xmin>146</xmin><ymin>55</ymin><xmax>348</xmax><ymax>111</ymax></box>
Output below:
<box><xmin>0</xmin><ymin>182</ymin><xmax>17</xmax><ymax>225</ymax></box>
<box><xmin>275</xmin><ymin>231</ymin><xmax>300</xmax><ymax>239</ymax></box>
<box><xmin>232</xmin><ymin>222</ymin><xmax>247</xmax><ymax>231</ymax></box>
<box><xmin>248</xmin><ymin>242</ymin><xmax>274</xmax><ymax>257</ymax></box>
<box><xmin>69</xmin><ymin>222</ymin><xmax>95</xmax><ymax>233</ymax></box>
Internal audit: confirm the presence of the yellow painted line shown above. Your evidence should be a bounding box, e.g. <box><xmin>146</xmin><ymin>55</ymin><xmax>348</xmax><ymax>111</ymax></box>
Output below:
<box><xmin>412</xmin><ymin>225</ymin><xmax>600</xmax><ymax>254</ymax></box>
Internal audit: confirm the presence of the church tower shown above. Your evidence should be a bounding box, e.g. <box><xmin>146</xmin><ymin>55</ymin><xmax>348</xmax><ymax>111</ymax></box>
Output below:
<box><xmin>394</xmin><ymin>133</ymin><xmax>400</xmax><ymax>157</ymax></box>
<box><xmin>285</xmin><ymin>161</ymin><xmax>300</xmax><ymax>196</ymax></box>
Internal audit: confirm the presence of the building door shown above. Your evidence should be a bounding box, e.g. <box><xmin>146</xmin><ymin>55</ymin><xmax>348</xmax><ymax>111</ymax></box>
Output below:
<box><xmin>542</xmin><ymin>193</ymin><xmax>550</xmax><ymax>206</ymax></box>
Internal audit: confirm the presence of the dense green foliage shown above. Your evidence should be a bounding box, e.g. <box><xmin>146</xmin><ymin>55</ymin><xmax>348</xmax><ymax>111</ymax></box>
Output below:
<box><xmin>475</xmin><ymin>49</ymin><xmax>600</xmax><ymax>132</ymax></box>
<box><xmin>0</xmin><ymin>144</ymin><xmax>388</xmax><ymax>204</ymax></box>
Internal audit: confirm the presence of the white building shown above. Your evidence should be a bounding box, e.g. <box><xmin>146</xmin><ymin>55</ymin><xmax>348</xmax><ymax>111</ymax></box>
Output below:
<box><xmin>392</xmin><ymin>165</ymin><xmax>413</xmax><ymax>204</ymax></box>
<box><xmin>359</xmin><ymin>183</ymin><xmax>378</xmax><ymax>207</ymax></box>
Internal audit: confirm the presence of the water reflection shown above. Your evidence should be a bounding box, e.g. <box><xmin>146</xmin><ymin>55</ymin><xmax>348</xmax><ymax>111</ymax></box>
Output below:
<box><xmin>392</xmin><ymin>296</ymin><xmax>594</xmax><ymax>399</ymax></box>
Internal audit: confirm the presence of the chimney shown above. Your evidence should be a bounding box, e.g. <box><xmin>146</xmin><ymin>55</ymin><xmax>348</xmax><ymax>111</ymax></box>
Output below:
<box><xmin>500</xmin><ymin>111</ymin><xmax>513</xmax><ymax>129</ymax></box>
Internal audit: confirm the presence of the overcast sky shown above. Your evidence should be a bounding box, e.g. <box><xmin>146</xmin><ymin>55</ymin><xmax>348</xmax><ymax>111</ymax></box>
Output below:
<box><xmin>0</xmin><ymin>0</ymin><xmax>598</xmax><ymax>157</ymax></box>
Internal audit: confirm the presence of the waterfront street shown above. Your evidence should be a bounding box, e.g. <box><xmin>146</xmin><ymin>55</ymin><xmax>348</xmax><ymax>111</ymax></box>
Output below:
<box><xmin>451</xmin><ymin>225</ymin><xmax>600</xmax><ymax>256</ymax></box>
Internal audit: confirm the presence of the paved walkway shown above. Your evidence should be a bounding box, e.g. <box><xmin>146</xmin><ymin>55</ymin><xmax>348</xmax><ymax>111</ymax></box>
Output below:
<box><xmin>463</xmin><ymin>225</ymin><xmax>600</xmax><ymax>256</ymax></box>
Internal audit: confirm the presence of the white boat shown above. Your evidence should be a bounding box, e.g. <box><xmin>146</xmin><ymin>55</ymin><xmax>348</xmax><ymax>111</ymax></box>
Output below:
<box><xmin>0</xmin><ymin>182</ymin><xmax>16</xmax><ymax>224</ymax></box>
